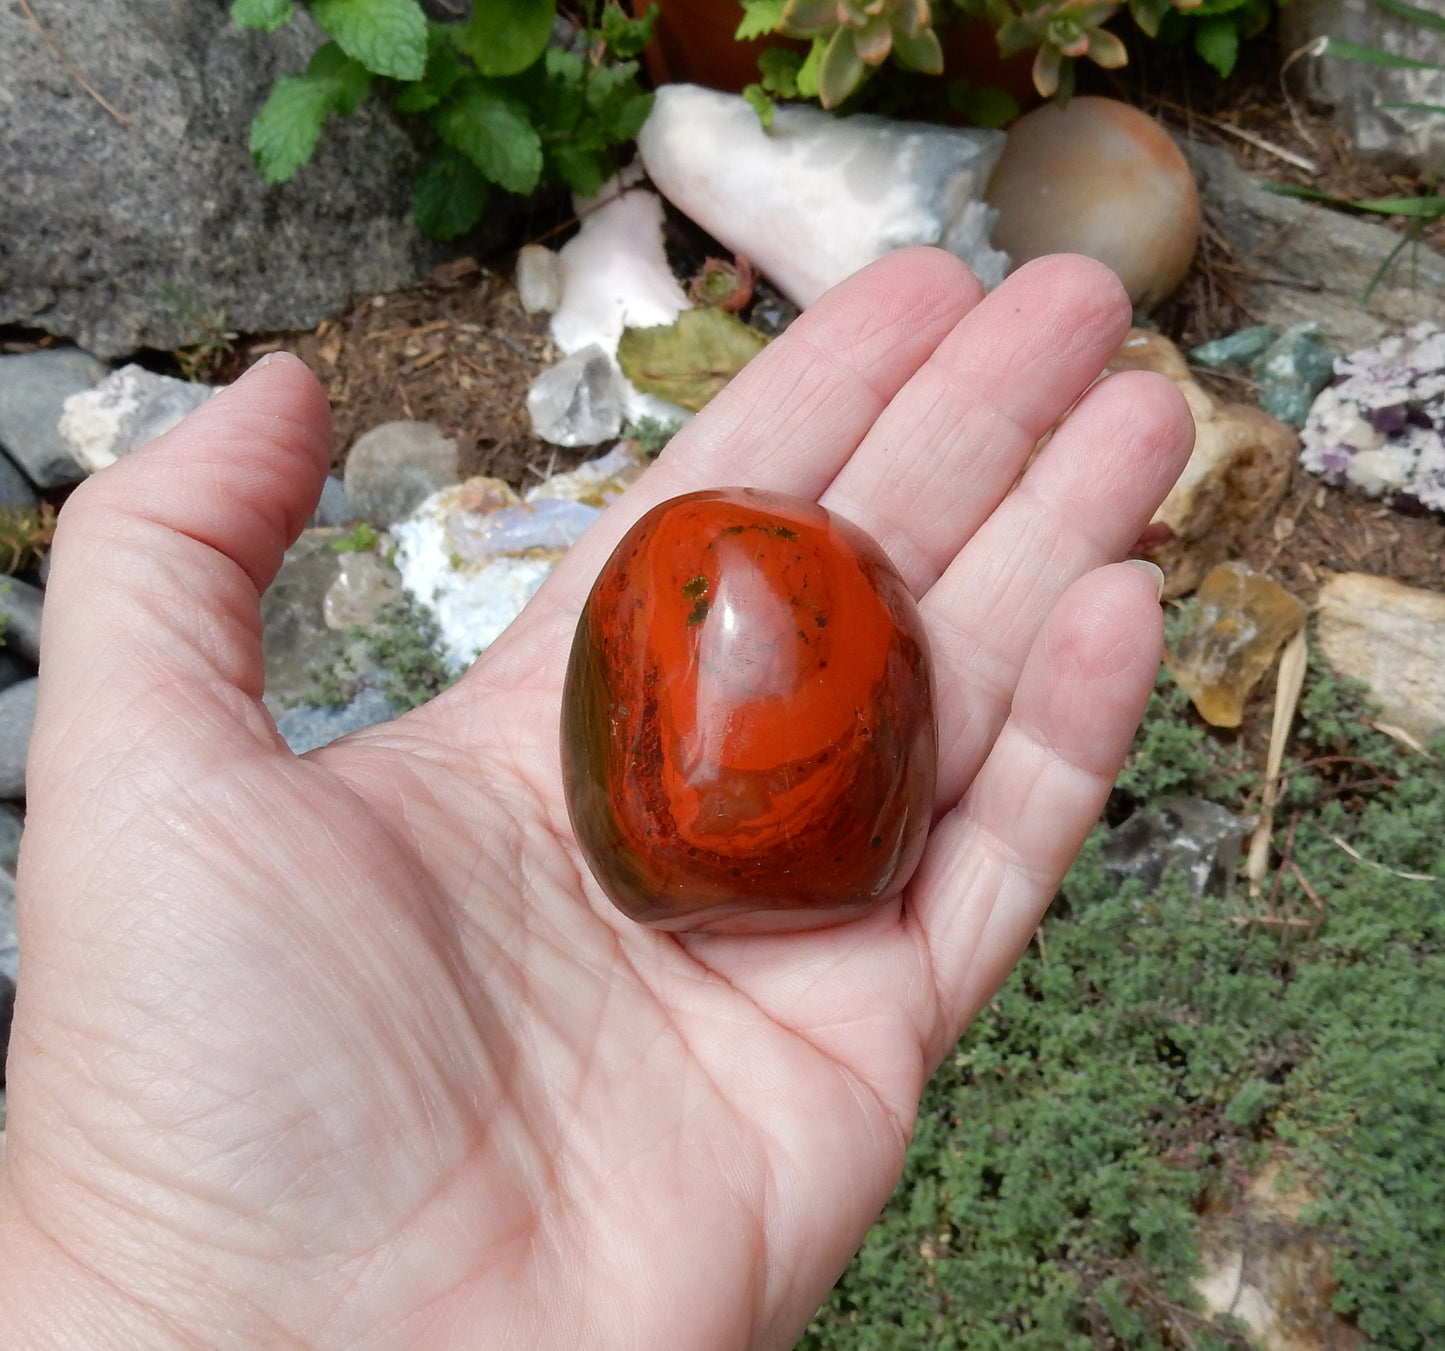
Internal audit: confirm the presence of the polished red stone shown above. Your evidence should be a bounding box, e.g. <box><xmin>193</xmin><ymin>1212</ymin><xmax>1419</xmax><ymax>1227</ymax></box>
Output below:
<box><xmin>562</xmin><ymin>487</ymin><xmax>936</xmax><ymax>933</ymax></box>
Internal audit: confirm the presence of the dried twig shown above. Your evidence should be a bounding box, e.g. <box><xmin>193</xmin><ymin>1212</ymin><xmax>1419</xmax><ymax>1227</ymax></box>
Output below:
<box><xmin>1247</xmin><ymin>628</ymin><xmax>1310</xmax><ymax>895</ymax></box>
<box><xmin>18</xmin><ymin>0</ymin><xmax>132</xmax><ymax>124</ymax></box>
<box><xmin>1324</xmin><ymin>832</ymin><xmax>1441</xmax><ymax>883</ymax></box>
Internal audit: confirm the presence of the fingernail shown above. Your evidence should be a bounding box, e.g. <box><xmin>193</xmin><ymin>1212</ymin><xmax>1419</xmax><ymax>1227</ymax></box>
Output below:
<box><xmin>252</xmin><ymin>350</ymin><xmax>291</xmax><ymax>371</ymax></box>
<box><xmin>1124</xmin><ymin>558</ymin><xmax>1166</xmax><ymax>600</ymax></box>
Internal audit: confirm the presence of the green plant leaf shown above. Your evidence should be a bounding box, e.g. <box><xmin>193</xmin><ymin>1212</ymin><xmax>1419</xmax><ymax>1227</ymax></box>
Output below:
<box><xmin>816</xmin><ymin>25</ymin><xmax>866</xmax><ymax>106</ymax></box>
<box><xmin>1266</xmin><ymin>182</ymin><xmax>1445</xmax><ymax>218</ymax></box>
<box><xmin>795</xmin><ymin>36</ymin><xmax>824</xmax><ymax>97</ymax></box>
<box><xmin>231</xmin><ymin>0</ymin><xmax>293</xmax><ymax>32</ymax></box>
<box><xmin>550</xmin><ymin>141</ymin><xmax>608</xmax><ymax>196</ymax></box>
<box><xmin>412</xmin><ymin>148</ymin><xmax>490</xmax><ymax>238</ymax></box>
<box><xmin>248</xmin><ymin>43</ymin><xmax>371</xmax><ymax>182</ymax></box>
<box><xmin>1371</xmin><ymin>0</ymin><xmax>1445</xmax><ymax>34</ymax></box>
<box><xmin>1193</xmin><ymin>14</ymin><xmax>1240</xmax><ymax>76</ymax></box>
<box><xmin>736</xmin><ymin>0</ymin><xmax>788</xmax><ymax>39</ymax></box>
<box><xmin>891</xmin><ymin>22</ymin><xmax>944</xmax><ymax>73</ymax></box>
<box><xmin>617</xmin><ymin>309</ymin><xmax>770</xmax><ymax>411</ymax></box>
<box><xmin>756</xmin><ymin>45</ymin><xmax>803</xmax><ymax>96</ymax></box>
<box><xmin>742</xmin><ymin>82</ymin><xmax>777</xmax><ymax>126</ymax></box>
<box><xmin>1321</xmin><ymin>36</ymin><xmax>1444</xmax><ymax>70</ymax></box>
<box><xmin>949</xmin><ymin>79</ymin><xmax>1020</xmax><ymax>127</ymax></box>
<box><xmin>310</xmin><ymin>0</ymin><xmax>427</xmax><ymax>79</ymax></box>
<box><xmin>780</xmin><ymin>0</ymin><xmax>840</xmax><ymax>38</ymax></box>
<box><xmin>599</xmin><ymin>1</ymin><xmax>658</xmax><ymax>58</ymax></box>
<box><xmin>436</xmin><ymin>82</ymin><xmax>544</xmax><ymax>194</ymax></box>
<box><xmin>452</xmin><ymin>0</ymin><xmax>556</xmax><ymax>76</ymax></box>
<box><xmin>1379</xmin><ymin>100</ymin><xmax>1445</xmax><ymax>114</ymax></box>
<box><xmin>392</xmin><ymin>40</ymin><xmax>467</xmax><ymax>110</ymax></box>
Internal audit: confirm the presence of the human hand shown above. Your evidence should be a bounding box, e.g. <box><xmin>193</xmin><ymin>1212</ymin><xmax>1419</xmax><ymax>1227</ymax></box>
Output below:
<box><xmin>0</xmin><ymin>250</ymin><xmax>1191</xmax><ymax>1350</ymax></box>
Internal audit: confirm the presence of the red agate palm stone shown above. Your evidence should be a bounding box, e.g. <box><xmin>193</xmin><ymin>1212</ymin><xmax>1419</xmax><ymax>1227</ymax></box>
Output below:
<box><xmin>562</xmin><ymin>487</ymin><xmax>937</xmax><ymax>933</ymax></box>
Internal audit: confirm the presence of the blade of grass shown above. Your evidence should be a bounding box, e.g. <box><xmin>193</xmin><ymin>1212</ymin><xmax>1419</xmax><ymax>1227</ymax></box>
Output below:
<box><xmin>1322</xmin><ymin>36</ymin><xmax>1444</xmax><ymax>70</ymax></box>
<box><xmin>1371</xmin><ymin>0</ymin><xmax>1445</xmax><ymax>35</ymax></box>
<box><xmin>1379</xmin><ymin>101</ymin><xmax>1445</xmax><ymax>114</ymax></box>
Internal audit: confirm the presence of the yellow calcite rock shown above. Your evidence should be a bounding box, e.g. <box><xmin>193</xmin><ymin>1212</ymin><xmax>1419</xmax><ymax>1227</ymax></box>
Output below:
<box><xmin>1166</xmin><ymin>562</ymin><xmax>1307</xmax><ymax>728</ymax></box>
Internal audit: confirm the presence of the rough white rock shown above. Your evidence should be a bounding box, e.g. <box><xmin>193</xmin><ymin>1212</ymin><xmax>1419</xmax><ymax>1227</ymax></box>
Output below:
<box><xmin>637</xmin><ymin>84</ymin><xmax>1009</xmax><ymax>307</ymax></box>
<box><xmin>540</xmin><ymin>174</ymin><xmax>693</xmax><ymax>431</ymax></box>
<box><xmin>392</xmin><ymin>478</ymin><xmax>598</xmax><ymax>672</ymax></box>
<box><xmin>1299</xmin><ymin>322</ymin><xmax>1445</xmax><ymax>511</ymax></box>
<box><xmin>515</xmin><ymin>244</ymin><xmax>564</xmax><ymax>315</ymax></box>
<box><xmin>59</xmin><ymin>364</ymin><xmax>215</xmax><ymax>472</ymax></box>
<box><xmin>1316</xmin><ymin>572</ymin><xmax>1445</xmax><ymax>745</ymax></box>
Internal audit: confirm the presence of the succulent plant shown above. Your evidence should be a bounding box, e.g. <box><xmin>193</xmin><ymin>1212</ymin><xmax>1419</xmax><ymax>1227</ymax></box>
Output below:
<box><xmin>778</xmin><ymin>0</ymin><xmax>945</xmax><ymax>107</ymax></box>
<box><xmin>995</xmin><ymin>0</ymin><xmax>1129</xmax><ymax>98</ymax></box>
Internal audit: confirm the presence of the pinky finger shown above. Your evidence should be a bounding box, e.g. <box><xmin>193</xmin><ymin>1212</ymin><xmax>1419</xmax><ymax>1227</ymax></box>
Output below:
<box><xmin>909</xmin><ymin>560</ymin><xmax>1165</xmax><ymax>1053</ymax></box>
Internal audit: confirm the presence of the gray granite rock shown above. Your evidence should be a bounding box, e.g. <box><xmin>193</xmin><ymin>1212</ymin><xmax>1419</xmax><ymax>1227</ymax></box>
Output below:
<box><xmin>59</xmin><ymin>365</ymin><xmax>216</xmax><ymax>472</ymax></box>
<box><xmin>1281</xmin><ymin>0</ymin><xmax>1445</xmax><ymax>175</ymax></box>
<box><xmin>276</xmin><ymin>686</ymin><xmax>399</xmax><ymax>755</ymax></box>
<box><xmin>0</xmin><ymin>577</ymin><xmax>43</xmax><ymax>665</ymax></box>
<box><xmin>0</xmin><ymin>349</ymin><xmax>107</xmax><ymax>487</ymax></box>
<box><xmin>0</xmin><ymin>1</ymin><xmax>503</xmax><ymax>358</ymax></box>
<box><xmin>343</xmin><ymin>422</ymin><xmax>459</xmax><ymax>527</ymax></box>
<box><xmin>0</xmin><ymin>678</ymin><xmax>37</xmax><ymax>799</ymax></box>
<box><xmin>1184</xmin><ymin>138</ymin><xmax>1445</xmax><ymax>353</ymax></box>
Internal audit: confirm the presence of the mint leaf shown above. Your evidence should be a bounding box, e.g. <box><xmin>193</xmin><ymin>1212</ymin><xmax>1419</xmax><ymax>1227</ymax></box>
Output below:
<box><xmin>436</xmin><ymin>83</ymin><xmax>543</xmax><ymax>195</ymax></box>
<box><xmin>250</xmin><ymin>75</ymin><xmax>335</xmax><ymax>182</ymax></box>
<box><xmin>551</xmin><ymin>141</ymin><xmax>609</xmax><ymax>197</ymax></box>
<box><xmin>1193</xmin><ymin>14</ymin><xmax>1239</xmax><ymax>76</ymax></box>
<box><xmin>249</xmin><ymin>42</ymin><xmax>371</xmax><ymax>181</ymax></box>
<box><xmin>452</xmin><ymin>0</ymin><xmax>556</xmax><ymax>76</ymax></box>
<box><xmin>599</xmin><ymin>2</ymin><xmax>656</xmax><ymax>58</ymax></box>
<box><xmin>735</xmin><ymin>0</ymin><xmax>786</xmax><ymax>39</ymax></box>
<box><xmin>393</xmin><ymin>41</ymin><xmax>466</xmax><ymax>111</ymax></box>
<box><xmin>310</xmin><ymin>0</ymin><xmax>427</xmax><ymax>80</ymax></box>
<box><xmin>413</xmin><ymin>150</ymin><xmax>490</xmax><ymax>238</ymax></box>
<box><xmin>231</xmin><ymin>0</ymin><xmax>293</xmax><ymax>32</ymax></box>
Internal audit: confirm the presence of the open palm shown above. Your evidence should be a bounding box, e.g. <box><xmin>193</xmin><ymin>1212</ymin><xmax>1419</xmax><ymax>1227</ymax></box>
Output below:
<box><xmin>0</xmin><ymin>251</ymin><xmax>1191</xmax><ymax>1350</ymax></box>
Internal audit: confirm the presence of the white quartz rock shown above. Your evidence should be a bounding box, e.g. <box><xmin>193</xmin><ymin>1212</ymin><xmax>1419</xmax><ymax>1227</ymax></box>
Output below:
<box><xmin>60</xmin><ymin>364</ymin><xmax>216</xmax><ymax>472</ymax></box>
<box><xmin>636</xmin><ymin>84</ymin><xmax>1010</xmax><ymax>307</ymax></box>
<box><xmin>542</xmin><ymin>175</ymin><xmax>693</xmax><ymax>430</ymax></box>
<box><xmin>551</xmin><ymin>179</ymin><xmax>690</xmax><ymax>357</ymax></box>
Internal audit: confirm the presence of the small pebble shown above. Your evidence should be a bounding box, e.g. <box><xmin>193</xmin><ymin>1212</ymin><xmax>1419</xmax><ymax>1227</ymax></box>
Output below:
<box><xmin>0</xmin><ymin>349</ymin><xmax>107</xmax><ymax>487</ymax></box>
<box><xmin>0</xmin><ymin>677</ymin><xmax>37</xmax><ymax>799</ymax></box>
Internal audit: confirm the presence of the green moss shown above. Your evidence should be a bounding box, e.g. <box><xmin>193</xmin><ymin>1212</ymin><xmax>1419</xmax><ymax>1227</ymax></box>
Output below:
<box><xmin>801</xmin><ymin>640</ymin><xmax>1445</xmax><ymax>1349</ymax></box>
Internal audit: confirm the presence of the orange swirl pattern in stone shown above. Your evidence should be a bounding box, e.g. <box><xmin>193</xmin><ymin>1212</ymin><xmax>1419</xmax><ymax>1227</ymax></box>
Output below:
<box><xmin>562</xmin><ymin>487</ymin><xmax>937</xmax><ymax>933</ymax></box>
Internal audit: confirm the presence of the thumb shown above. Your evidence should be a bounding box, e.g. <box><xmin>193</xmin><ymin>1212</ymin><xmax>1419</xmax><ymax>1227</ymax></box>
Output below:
<box><xmin>31</xmin><ymin>353</ymin><xmax>332</xmax><ymax>781</ymax></box>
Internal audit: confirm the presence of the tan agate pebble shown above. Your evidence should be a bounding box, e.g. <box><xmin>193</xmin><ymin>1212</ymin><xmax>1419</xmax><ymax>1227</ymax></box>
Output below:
<box><xmin>985</xmin><ymin>97</ymin><xmax>1200</xmax><ymax>311</ymax></box>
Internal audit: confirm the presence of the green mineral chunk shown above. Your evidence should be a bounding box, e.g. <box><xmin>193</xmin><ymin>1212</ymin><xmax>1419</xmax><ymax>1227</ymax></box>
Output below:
<box><xmin>1250</xmin><ymin>322</ymin><xmax>1337</xmax><ymax>427</ymax></box>
<box><xmin>1189</xmin><ymin>325</ymin><xmax>1275</xmax><ymax>368</ymax></box>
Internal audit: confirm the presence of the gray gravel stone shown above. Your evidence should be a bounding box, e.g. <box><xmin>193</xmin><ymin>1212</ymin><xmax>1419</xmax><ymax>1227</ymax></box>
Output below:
<box><xmin>261</xmin><ymin>530</ymin><xmax>350</xmax><ymax>713</ymax></box>
<box><xmin>310</xmin><ymin>475</ymin><xmax>355</xmax><ymax>528</ymax></box>
<box><xmin>0</xmin><ymin>455</ymin><xmax>38</xmax><ymax>513</ymax></box>
<box><xmin>0</xmin><ymin>678</ymin><xmax>38</xmax><ymax>799</ymax></box>
<box><xmin>59</xmin><ymin>365</ymin><xmax>216</xmax><ymax>472</ymax></box>
<box><xmin>276</xmin><ymin>686</ymin><xmax>399</xmax><ymax>755</ymax></box>
<box><xmin>0</xmin><ymin>350</ymin><xmax>107</xmax><ymax>487</ymax></box>
<box><xmin>0</xmin><ymin>577</ymin><xmax>44</xmax><ymax>665</ymax></box>
<box><xmin>0</xmin><ymin>804</ymin><xmax>23</xmax><ymax>878</ymax></box>
<box><xmin>343</xmin><ymin>422</ymin><xmax>459</xmax><ymax>527</ymax></box>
